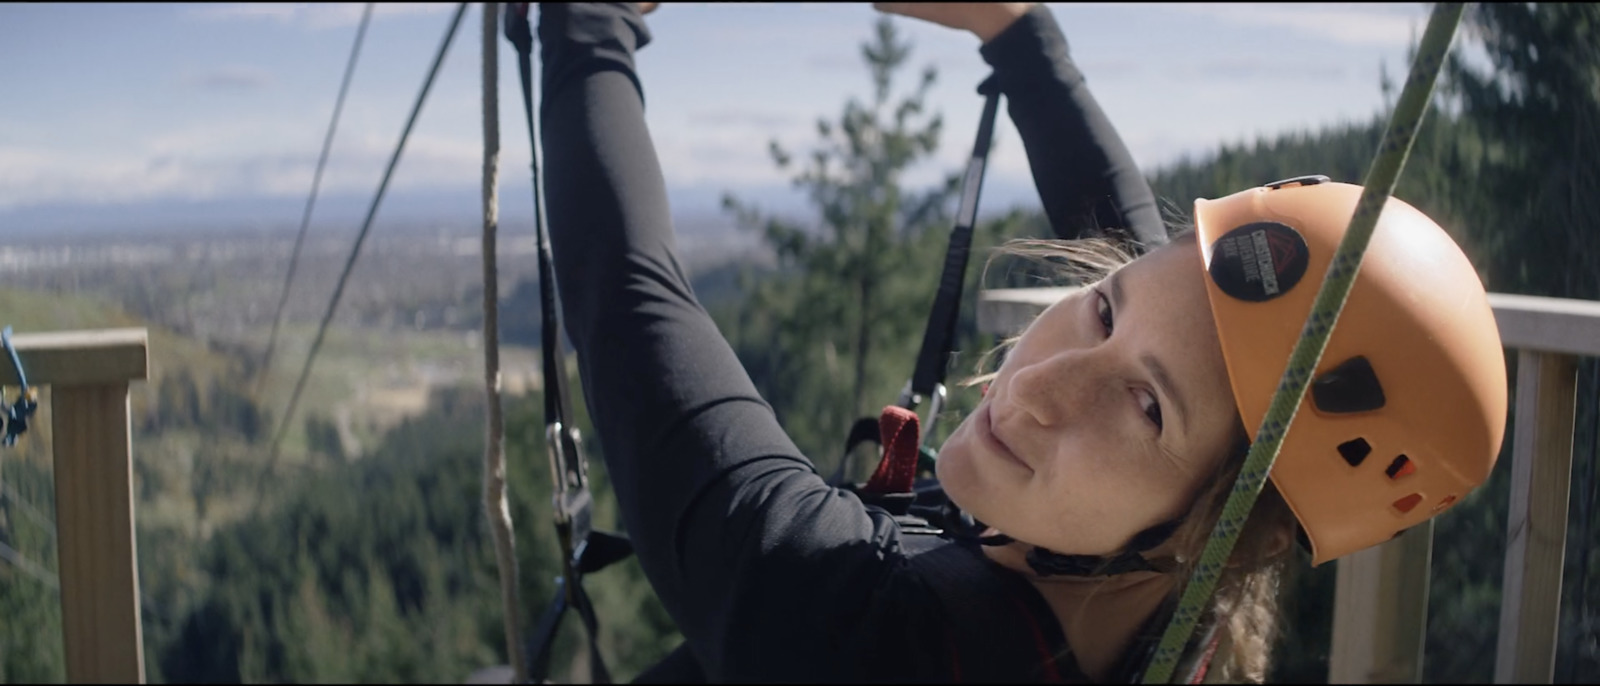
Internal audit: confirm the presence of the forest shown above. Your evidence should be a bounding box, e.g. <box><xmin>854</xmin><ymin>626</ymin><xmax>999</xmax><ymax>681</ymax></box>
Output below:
<box><xmin>1</xmin><ymin>3</ymin><xmax>1597</xmax><ymax>683</ymax></box>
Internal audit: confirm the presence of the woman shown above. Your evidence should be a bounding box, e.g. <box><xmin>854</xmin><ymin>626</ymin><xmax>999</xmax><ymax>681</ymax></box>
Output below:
<box><xmin>536</xmin><ymin>2</ymin><xmax>1507</xmax><ymax>682</ymax></box>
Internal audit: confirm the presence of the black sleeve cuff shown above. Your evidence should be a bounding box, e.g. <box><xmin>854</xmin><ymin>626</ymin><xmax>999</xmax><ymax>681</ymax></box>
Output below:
<box><xmin>978</xmin><ymin>5</ymin><xmax>1086</xmax><ymax>91</ymax></box>
<box><xmin>538</xmin><ymin>2</ymin><xmax>654</xmax><ymax>107</ymax></box>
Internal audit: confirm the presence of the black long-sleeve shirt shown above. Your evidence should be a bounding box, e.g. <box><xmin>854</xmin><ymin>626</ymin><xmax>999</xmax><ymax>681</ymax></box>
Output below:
<box><xmin>537</xmin><ymin>4</ymin><xmax>1167</xmax><ymax>682</ymax></box>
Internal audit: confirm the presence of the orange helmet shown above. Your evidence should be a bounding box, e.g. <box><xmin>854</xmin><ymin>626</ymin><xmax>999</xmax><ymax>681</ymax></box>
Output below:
<box><xmin>1192</xmin><ymin>176</ymin><xmax>1508</xmax><ymax>565</ymax></box>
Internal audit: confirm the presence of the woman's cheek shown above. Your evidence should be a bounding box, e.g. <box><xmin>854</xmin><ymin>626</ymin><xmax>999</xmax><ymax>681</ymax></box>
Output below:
<box><xmin>935</xmin><ymin>424</ymin><xmax>984</xmax><ymax>512</ymax></box>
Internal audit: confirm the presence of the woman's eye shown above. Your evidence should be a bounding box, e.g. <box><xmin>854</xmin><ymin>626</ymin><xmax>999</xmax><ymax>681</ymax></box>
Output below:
<box><xmin>1096</xmin><ymin>289</ymin><xmax>1114</xmax><ymax>336</ymax></box>
<box><xmin>1139</xmin><ymin>389</ymin><xmax>1164</xmax><ymax>430</ymax></box>
<box><xmin>1097</xmin><ymin>286</ymin><xmax>1159</xmax><ymax>431</ymax></box>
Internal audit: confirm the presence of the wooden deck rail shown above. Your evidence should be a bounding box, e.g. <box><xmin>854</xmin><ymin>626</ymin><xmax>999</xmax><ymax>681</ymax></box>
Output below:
<box><xmin>2</xmin><ymin>328</ymin><xmax>148</xmax><ymax>684</ymax></box>
<box><xmin>977</xmin><ymin>288</ymin><xmax>1600</xmax><ymax>684</ymax></box>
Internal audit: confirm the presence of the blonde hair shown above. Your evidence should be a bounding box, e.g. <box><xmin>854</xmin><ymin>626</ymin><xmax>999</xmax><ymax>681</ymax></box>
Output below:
<box><xmin>966</xmin><ymin>235</ymin><xmax>1300</xmax><ymax>683</ymax></box>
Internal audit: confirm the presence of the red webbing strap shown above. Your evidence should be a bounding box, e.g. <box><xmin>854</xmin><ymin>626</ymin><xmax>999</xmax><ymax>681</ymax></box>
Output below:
<box><xmin>1006</xmin><ymin>591</ymin><xmax>1064</xmax><ymax>682</ymax></box>
<box><xmin>863</xmin><ymin>405</ymin><xmax>920</xmax><ymax>495</ymax></box>
<box><xmin>946</xmin><ymin>628</ymin><xmax>964</xmax><ymax>682</ymax></box>
<box><xmin>1187</xmin><ymin>626</ymin><xmax>1223</xmax><ymax>684</ymax></box>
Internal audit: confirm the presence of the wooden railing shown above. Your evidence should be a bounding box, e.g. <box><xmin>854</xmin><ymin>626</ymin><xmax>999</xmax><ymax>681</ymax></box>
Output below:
<box><xmin>3</xmin><ymin>328</ymin><xmax>148</xmax><ymax>684</ymax></box>
<box><xmin>978</xmin><ymin>288</ymin><xmax>1600</xmax><ymax>684</ymax></box>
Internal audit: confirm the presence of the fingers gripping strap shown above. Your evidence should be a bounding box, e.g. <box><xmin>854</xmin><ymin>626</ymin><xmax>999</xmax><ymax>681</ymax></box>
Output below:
<box><xmin>864</xmin><ymin>406</ymin><xmax>921</xmax><ymax>495</ymax></box>
<box><xmin>1140</xmin><ymin>5</ymin><xmax>1464</xmax><ymax>682</ymax></box>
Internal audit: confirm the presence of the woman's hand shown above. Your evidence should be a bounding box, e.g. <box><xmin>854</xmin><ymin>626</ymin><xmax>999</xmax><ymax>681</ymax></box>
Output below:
<box><xmin>872</xmin><ymin>3</ymin><xmax>1034</xmax><ymax>44</ymax></box>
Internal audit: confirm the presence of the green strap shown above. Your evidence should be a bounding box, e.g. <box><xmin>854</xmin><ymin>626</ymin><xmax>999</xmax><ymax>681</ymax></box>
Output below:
<box><xmin>1141</xmin><ymin>4</ymin><xmax>1466</xmax><ymax>683</ymax></box>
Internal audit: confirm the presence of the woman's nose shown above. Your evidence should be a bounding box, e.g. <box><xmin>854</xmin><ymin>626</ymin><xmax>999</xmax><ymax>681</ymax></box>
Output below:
<box><xmin>1004</xmin><ymin>347</ymin><xmax>1119</xmax><ymax>428</ymax></box>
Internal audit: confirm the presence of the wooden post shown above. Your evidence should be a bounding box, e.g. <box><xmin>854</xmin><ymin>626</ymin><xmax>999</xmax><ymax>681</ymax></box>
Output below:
<box><xmin>52</xmin><ymin>383</ymin><xmax>145</xmax><ymax>683</ymax></box>
<box><xmin>7</xmin><ymin>328</ymin><xmax>149</xmax><ymax>684</ymax></box>
<box><xmin>1328</xmin><ymin>520</ymin><xmax>1434</xmax><ymax>683</ymax></box>
<box><xmin>1494</xmin><ymin>350</ymin><xmax>1578</xmax><ymax>684</ymax></box>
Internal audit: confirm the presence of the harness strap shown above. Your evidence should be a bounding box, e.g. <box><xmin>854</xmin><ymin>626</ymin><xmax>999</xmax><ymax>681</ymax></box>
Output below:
<box><xmin>906</xmin><ymin>75</ymin><xmax>1003</xmax><ymax>406</ymax></box>
<box><xmin>833</xmin><ymin>75</ymin><xmax>1004</xmax><ymax>488</ymax></box>
<box><xmin>504</xmin><ymin>4</ymin><xmax>633</xmax><ymax>683</ymax></box>
<box><xmin>862</xmin><ymin>406</ymin><xmax>920</xmax><ymax>495</ymax></box>
<box><xmin>1184</xmin><ymin>625</ymin><xmax>1223</xmax><ymax>684</ymax></box>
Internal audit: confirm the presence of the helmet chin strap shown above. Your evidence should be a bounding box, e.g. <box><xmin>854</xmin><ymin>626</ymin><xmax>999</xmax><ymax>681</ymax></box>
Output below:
<box><xmin>963</xmin><ymin>514</ymin><xmax>1185</xmax><ymax>578</ymax></box>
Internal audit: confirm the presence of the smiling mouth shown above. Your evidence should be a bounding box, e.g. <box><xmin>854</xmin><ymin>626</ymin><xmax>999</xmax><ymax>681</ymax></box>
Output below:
<box><xmin>980</xmin><ymin>404</ymin><xmax>1033</xmax><ymax>473</ymax></box>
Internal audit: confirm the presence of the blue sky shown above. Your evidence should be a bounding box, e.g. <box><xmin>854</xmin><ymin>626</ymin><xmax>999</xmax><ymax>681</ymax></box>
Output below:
<box><xmin>0</xmin><ymin>2</ymin><xmax>1442</xmax><ymax>235</ymax></box>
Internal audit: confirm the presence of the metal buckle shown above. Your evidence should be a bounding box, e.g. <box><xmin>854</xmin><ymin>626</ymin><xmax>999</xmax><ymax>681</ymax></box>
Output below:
<box><xmin>920</xmin><ymin>383</ymin><xmax>947</xmax><ymax>448</ymax></box>
<box><xmin>545</xmin><ymin>421</ymin><xmax>593</xmax><ymax>553</ymax></box>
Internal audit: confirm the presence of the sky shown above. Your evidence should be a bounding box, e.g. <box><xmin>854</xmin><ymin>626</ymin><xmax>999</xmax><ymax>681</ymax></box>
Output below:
<box><xmin>0</xmin><ymin>2</ymin><xmax>1444</xmax><ymax>236</ymax></box>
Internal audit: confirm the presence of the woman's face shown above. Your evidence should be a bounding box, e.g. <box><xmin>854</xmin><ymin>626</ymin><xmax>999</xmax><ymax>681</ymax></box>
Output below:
<box><xmin>938</xmin><ymin>240</ymin><xmax>1241</xmax><ymax>556</ymax></box>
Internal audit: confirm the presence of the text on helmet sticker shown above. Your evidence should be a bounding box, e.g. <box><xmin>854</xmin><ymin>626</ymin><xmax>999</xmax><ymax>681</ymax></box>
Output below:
<box><xmin>1208</xmin><ymin>222</ymin><xmax>1309</xmax><ymax>302</ymax></box>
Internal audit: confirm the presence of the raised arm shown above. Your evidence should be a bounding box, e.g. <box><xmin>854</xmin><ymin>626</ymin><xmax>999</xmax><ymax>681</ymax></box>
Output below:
<box><xmin>535</xmin><ymin>4</ymin><xmax>913</xmax><ymax>680</ymax></box>
<box><xmin>981</xmin><ymin>4</ymin><xmax>1168</xmax><ymax>247</ymax></box>
<box><xmin>880</xmin><ymin>3</ymin><xmax>1166</xmax><ymax>247</ymax></box>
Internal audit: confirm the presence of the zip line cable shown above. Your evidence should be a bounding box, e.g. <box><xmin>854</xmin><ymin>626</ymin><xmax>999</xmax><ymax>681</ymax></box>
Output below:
<box><xmin>1141</xmin><ymin>4</ymin><xmax>1464</xmax><ymax>682</ymax></box>
<box><xmin>254</xmin><ymin>2</ymin><xmax>374</xmax><ymax>400</ymax></box>
<box><xmin>254</xmin><ymin>2</ymin><xmax>469</xmax><ymax>513</ymax></box>
<box><xmin>477</xmin><ymin>3</ymin><xmax>528</xmax><ymax>682</ymax></box>
<box><xmin>0</xmin><ymin>480</ymin><xmax>56</xmax><ymax>540</ymax></box>
<box><xmin>0</xmin><ymin>538</ymin><xmax>58</xmax><ymax>591</ymax></box>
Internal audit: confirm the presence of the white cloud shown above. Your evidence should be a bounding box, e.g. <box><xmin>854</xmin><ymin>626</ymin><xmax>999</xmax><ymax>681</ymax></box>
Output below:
<box><xmin>182</xmin><ymin>65</ymin><xmax>275</xmax><ymax>91</ymax></box>
<box><xmin>0</xmin><ymin>121</ymin><xmax>490</xmax><ymax>210</ymax></box>
<box><xmin>687</xmin><ymin>109</ymin><xmax>804</xmax><ymax>131</ymax></box>
<box><xmin>189</xmin><ymin>3</ymin><xmax>456</xmax><ymax>31</ymax></box>
<box><xmin>1147</xmin><ymin>3</ymin><xmax>1424</xmax><ymax>48</ymax></box>
<box><xmin>649</xmin><ymin>119</ymin><xmax>795</xmax><ymax>188</ymax></box>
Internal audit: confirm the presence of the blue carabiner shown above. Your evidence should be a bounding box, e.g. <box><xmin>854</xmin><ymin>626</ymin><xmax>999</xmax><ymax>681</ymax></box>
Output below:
<box><xmin>2</xmin><ymin>326</ymin><xmax>38</xmax><ymax>447</ymax></box>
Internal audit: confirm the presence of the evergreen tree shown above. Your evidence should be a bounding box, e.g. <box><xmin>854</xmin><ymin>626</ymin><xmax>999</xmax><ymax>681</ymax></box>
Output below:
<box><xmin>720</xmin><ymin>17</ymin><xmax>966</xmax><ymax>470</ymax></box>
<box><xmin>1443</xmin><ymin>3</ymin><xmax>1600</xmax><ymax>301</ymax></box>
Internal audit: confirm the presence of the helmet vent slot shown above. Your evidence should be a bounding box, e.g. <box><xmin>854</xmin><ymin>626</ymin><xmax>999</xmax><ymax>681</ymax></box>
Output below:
<box><xmin>1432</xmin><ymin>494</ymin><xmax>1458</xmax><ymax>513</ymax></box>
<box><xmin>1338</xmin><ymin>438</ymin><xmax>1372</xmax><ymax>467</ymax></box>
<box><xmin>1385</xmin><ymin>455</ymin><xmax>1415</xmax><ymax>479</ymax></box>
<box><xmin>1393</xmin><ymin>493</ymin><xmax>1423</xmax><ymax>514</ymax></box>
<box><xmin>1312</xmin><ymin>356</ymin><xmax>1387</xmax><ymax>414</ymax></box>
<box><xmin>1265</xmin><ymin>175</ymin><xmax>1331</xmax><ymax>190</ymax></box>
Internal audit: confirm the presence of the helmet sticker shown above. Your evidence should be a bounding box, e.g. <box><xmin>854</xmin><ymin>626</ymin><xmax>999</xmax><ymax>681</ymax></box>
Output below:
<box><xmin>1208</xmin><ymin>222</ymin><xmax>1310</xmax><ymax>302</ymax></box>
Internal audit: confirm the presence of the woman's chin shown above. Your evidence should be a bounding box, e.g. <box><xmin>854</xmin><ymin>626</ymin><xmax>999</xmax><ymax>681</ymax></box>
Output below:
<box><xmin>936</xmin><ymin>428</ymin><xmax>992</xmax><ymax>523</ymax></box>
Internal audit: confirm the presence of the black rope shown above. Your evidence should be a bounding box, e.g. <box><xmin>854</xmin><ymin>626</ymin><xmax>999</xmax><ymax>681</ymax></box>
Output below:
<box><xmin>255</xmin><ymin>2</ymin><xmax>469</xmax><ymax>513</ymax></box>
<box><xmin>255</xmin><ymin>2</ymin><xmax>374</xmax><ymax>399</ymax></box>
<box><xmin>505</xmin><ymin>4</ymin><xmax>576</xmax><ymax>454</ymax></box>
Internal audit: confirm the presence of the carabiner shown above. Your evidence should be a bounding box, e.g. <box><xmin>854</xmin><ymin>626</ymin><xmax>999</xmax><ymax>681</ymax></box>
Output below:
<box><xmin>2</xmin><ymin>327</ymin><xmax>38</xmax><ymax>447</ymax></box>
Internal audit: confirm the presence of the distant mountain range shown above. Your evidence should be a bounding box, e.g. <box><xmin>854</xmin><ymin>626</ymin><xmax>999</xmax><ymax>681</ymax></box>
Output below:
<box><xmin>0</xmin><ymin>179</ymin><xmax>1043</xmax><ymax>240</ymax></box>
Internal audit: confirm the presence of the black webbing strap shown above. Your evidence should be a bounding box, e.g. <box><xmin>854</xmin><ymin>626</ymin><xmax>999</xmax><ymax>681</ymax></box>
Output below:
<box><xmin>504</xmin><ymin>4</ymin><xmax>632</xmax><ymax>683</ymax></box>
<box><xmin>906</xmin><ymin>74</ymin><xmax>1003</xmax><ymax>409</ymax></box>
